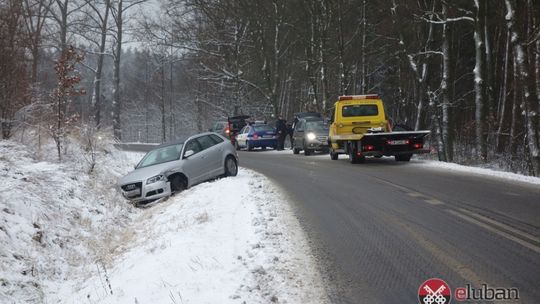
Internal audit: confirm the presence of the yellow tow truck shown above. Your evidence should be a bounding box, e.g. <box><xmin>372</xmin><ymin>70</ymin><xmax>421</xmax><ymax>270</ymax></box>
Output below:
<box><xmin>328</xmin><ymin>94</ymin><xmax>430</xmax><ymax>163</ymax></box>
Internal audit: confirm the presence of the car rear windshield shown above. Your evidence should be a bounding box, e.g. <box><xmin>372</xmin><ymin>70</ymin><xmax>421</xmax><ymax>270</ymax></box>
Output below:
<box><xmin>136</xmin><ymin>143</ymin><xmax>183</xmax><ymax>169</ymax></box>
<box><xmin>253</xmin><ymin>125</ymin><xmax>274</xmax><ymax>132</ymax></box>
<box><xmin>342</xmin><ymin>104</ymin><xmax>378</xmax><ymax>117</ymax></box>
<box><xmin>306</xmin><ymin>121</ymin><xmax>329</xmax><ymax>132</ymax></box>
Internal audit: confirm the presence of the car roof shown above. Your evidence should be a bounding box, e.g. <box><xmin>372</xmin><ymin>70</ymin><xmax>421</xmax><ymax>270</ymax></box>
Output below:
<box><xmin>295</xmin><ymin>112</ymin><xmax>322</xmax><ymax>118</ymax></box>
<box><xmin>154</xmin><ymin>138</ymin><xmax>188</xmax><ymax>149</ymax></box>
<box><xmin>300</xmin><ymin>117</ymin><xmax>324</xmax><ymax>122</ymax></box>
<box><xmin>153</xmin><ymin>132</ymin><xmax>222</xmax><ymax>149</ymax></box>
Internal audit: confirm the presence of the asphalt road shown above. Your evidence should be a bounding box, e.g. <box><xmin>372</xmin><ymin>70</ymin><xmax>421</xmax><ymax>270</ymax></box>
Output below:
<box><xmin>238</xmin><ymin>150</ymin><xmax>540</xmax><ymax>304</ymax></box>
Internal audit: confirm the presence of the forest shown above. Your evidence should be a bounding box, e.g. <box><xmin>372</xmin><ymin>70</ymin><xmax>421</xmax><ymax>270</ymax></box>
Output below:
<box><xmin>0</xmin><ymin>0</ymin><xmax>539</xmax><ymax>175</ymax></box>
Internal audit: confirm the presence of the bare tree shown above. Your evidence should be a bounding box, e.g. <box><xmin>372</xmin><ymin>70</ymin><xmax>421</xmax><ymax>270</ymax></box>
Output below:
<box><xmin>0</xmin><ymin>0</ymin><xmax>30</xmax><ymax>139</ymax></box>
<box><xmin>110</xmin><ymin>0</ymin><xmax>147</xmax><ymax>140</ymax></box>
<box><xmin>49</xmin><ymin>46</ymin><xmax>85</xmax><ymax>161</ymax></box>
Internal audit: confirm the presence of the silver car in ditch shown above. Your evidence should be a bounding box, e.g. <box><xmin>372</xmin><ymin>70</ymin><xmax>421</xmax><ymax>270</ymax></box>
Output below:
<box><xmin>118</xmin><ymin>132</ymin><xmax>238</xmax><ymax>203</ymax></box>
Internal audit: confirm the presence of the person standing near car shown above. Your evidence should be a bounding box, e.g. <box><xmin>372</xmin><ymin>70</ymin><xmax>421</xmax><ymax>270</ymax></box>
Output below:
<box><xmin>275</xmin><ymin>118</ymin><xmax>287</xmax><ymax>150</ymax></box>
<box><xmin>287</xmin><ymin>122</ymin><xmax>294</xmax><ymax>149</ymax></box>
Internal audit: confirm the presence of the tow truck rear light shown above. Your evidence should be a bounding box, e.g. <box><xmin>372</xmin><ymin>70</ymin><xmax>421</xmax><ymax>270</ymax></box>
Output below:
<box><xmin>363</xmin><ymin>145</ymin><xmax>375</xmax><ymax>151</ymax></box>
<box><xmin>339</xmin><ymin>94</ymin><xmax>379</xmax><ymax>101</ymax></box>
<box><xmin>413</xmin><ymin>143</ymin><xmax>423</xmax><ymax>149</ymax></box>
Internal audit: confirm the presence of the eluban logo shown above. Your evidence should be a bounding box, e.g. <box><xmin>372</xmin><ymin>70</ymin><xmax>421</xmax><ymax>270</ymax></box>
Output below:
<box><xmin>418</xmin><ymin>278</ymin><xmax>452</xmax><ymax>304</ymax></box>
<box><xmin>454</xmin><ymin>284</ymin><xmax>519</xmax><ymax>301</ymax></box>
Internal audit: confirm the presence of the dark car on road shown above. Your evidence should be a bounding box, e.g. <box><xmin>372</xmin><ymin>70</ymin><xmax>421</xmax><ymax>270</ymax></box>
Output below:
<box><xmin>292</xmin><ymin>118</ymin><xmax>330</xmax><ymax>155</ymax></box>
<box><xmin>227</xmin><ymin>115</ymin><xmax>250</xmax><ymax>146</ymax></box>
<box><xmin>210</xmin><ymin>121</ymin><xmax>230</xmax><ymax>138</ymax></box>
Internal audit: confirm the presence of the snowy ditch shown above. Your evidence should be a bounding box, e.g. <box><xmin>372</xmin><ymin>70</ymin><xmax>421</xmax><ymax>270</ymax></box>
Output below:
<box><xmin>0</xmin><ymin>140</ymin><xmax>326</xmax><ymax>303</ymax></box>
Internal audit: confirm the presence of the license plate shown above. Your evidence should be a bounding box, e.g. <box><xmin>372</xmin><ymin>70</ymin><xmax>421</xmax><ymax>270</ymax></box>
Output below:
<box><xmin>387</xmin><ymin>140</ymin><xmax>408</xmax><ymax>145</ymax></box>
<box><xmin>126</xmin><ymin>189</ymin><xmax>140</xmax><ymax>195</ymax></box>
<box><xmin>262</xmin><ymin>135</ymin><xmax>273</xmax><ymax>138</ymax></box>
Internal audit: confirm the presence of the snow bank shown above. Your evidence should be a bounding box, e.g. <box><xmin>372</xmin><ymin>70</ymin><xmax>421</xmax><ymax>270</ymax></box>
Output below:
<box><xmin>412</xmin><ymin>160</ymin><xmax>540</xmax><ymax>185</ymax></box>
<box><xmin>59</xmin><ymin>169</ymin><xmax>326</xmax><ymax>304</ymax></box>
<box><xmin>0</xmin><ymin>138</ymin><xmax>143</xmax><ymax>303</ymax></box>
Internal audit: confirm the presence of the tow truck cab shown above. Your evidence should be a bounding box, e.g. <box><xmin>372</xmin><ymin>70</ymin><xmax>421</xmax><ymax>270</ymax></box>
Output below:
<box><xmin>329</xmin><ymin>94</ymin><xmax>430</xmax><ymax>163</ymax></box>
<box><xmin>329</xmin><ymin>95</ymin><xmax>389</xmax><ymax>140</ymax></box>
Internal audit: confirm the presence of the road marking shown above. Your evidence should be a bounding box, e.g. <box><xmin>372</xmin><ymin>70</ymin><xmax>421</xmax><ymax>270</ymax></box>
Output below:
<box><xmin>446</xmin><ymin>209</ymin><xmax>540</xmax><ymax>254</ymax></box>
<box><xmin>424</xmin><ymin>198</ymin><xmax>445</xmax><ymax>205</ymax></box>
<box><xmin>457</xmin><ymin>208</ymin><xmax>540</xmax><ymax>244</ymax></box>
<box><xmin>395</xmin><ymin>220</ymin><xmax>487</xmax><ymax>288</ymax></box>
<box><xmin>407</xmin><ymin>192</ymin><xmax>424</xmax><ymax>198</ymax></box>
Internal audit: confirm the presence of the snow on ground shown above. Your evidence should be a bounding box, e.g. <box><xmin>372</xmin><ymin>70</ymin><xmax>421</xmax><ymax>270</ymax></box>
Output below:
<box><xmin>0</xmin><ymin>137</ymin><xmax>325</xmax><ymax>303</ymax></box>
<box><xmin>266</xmin><ymin>148</ymin><xmax>540</xmax><ymax>185</ymax></box>
<box><xmin>411</xmin><ymin>160</ymin><xmax>540</xmax><ymax>186</ymax></box>
<box><xmin>58</xmin><ymin>168</ymin><xmax>326</xmax><ymax>304</ymax></box>
<box><xmin>0</xmin><ymin>137</ymin><xmax>143</xmax><ymax>303</ymax></box>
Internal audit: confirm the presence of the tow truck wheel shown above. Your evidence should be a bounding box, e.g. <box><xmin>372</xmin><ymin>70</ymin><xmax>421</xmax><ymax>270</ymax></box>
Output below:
<box><xmin>330</xmin><ymin>151</ymin><xmax>339</xmax><ymax>160</ymax></box>
<box><xmin>349</xmin><ymin>148</ymin><xmax>358</xmax><ymax>164</ymax></box>
<box><xmin>395</xmin><ymin>154</ymin><xmax>412</xmax><ymax>162</ymax></box>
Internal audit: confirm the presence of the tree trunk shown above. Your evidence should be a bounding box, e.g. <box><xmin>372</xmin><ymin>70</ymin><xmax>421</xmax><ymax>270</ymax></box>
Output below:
<box><xmin>496</xmin><ymin>30</ymin><xmax>511</xmax><ymax>152</ymax></box>
<box><xmin>440</xmin><ymin>2</ymin><xmax>453</xmax><ymax>162</ymax></box>
<box><xmin>112</xmin><ymin>0</ymin><xmax>123</xmax><ymax>140</ymax></box>
<box><xmin>505</xmin><ymin>0</ymin><xmax>540</xmax><ymax>175</ymax></box>
<box><xmin>92</xmin><ymin>0</ymin><xmax>110</xmax><ymax>128</ymax></box>
<box><xmin>473</xmin><ymin>0</ymin><xmax>488</xmax><ymax>161</ymax></box>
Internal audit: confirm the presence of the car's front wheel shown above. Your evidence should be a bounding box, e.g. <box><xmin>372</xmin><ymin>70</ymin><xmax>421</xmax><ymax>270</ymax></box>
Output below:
<box><xmin>224</xmin><ymin>156</ymin><xmax>238</xmax><ymax>176</ymax></box>
<box><xmin>170</xmin><ymin>174</ymin><xmax>187</xmax><ymax>192</ymax></box>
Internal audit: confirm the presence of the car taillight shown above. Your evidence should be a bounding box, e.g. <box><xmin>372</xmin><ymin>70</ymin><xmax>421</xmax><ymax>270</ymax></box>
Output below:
<box><xmin>253</xmin><ymin>134</ymin><xmax>259</xmax><ymax>139</ymax></box>
<box><xmin>413</xmin><ymin>143</ymin><xmax>423</xmax><ymax>149</ymax></box>
<box><xmin>363</xmin><ymin>145</ymin><xmax>375</xmax><ymax>151</ymax></box>
<box><xmin>225</xmin><ymin>127</ymin><xmax>230</xmax><ymax>134</ymax></box>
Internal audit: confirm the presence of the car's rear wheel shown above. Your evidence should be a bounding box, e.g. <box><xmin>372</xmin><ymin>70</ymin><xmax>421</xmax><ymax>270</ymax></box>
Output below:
<box><xmin>348</xmin><ymin>144</ymin><xmax>365</xmax><ymax>164</ymax></box>
<box><xmin>170</xmin><ymin>175</ymin><xmax>187</xmax><ymax>192</ymax></box>
<box><xmin>224</xmin><ymin>156</ymin><xmax>238</xmax><ymax>176</ymax></box>
<box><xmin>293</xmin><ymin>147</ymin><xmax>300</xmax><ymax>154</ymax></box>
<box><xmin>395</xmin><ymin>154</ymin><xmax>412</xmax><ymax>162</ymax></box>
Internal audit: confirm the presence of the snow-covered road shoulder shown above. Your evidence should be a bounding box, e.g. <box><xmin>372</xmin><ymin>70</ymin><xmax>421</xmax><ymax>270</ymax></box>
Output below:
<box><xmin>62</xmin><ymin>169</ymin><xmax>326</xmax><ymax>304</ymax></box>
<box><xmin>411</xmin><ymin>160</ymin><xmax>540</xmax><ymax>186</ymax></box>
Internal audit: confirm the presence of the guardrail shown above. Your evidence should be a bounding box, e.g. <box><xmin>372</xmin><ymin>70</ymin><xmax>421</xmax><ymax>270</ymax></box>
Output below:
<box><xmin>114</xmin><ymin>143</ymin><xmax>159</xmax><ymax>152</ymax></box>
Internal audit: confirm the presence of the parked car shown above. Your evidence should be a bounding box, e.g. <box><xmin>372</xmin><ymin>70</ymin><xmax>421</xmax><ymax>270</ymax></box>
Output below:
<box><xmin>292</xmin><ymin>118</ymin><xmax>330</xmax><ymax>155</ymax></box>
<box><xmin>291</xmin><ymin>111</ymin><xmax>323</xmax><ymax>129</ymax></box>
<box><xmin>227</xmin><ymin>115</ymin><xmax>251</xmax><ymax>146</ymax></box>
<box><xmin>209</xmin><ymin>121</ymin><xmax>230</xmax><ymax>138</ymax></box>
<box><xmin>118</xmin><ymin>132</ymin><xmax>238</xmax><ymax>204</ymax></box>
<box><xmin>235</xmin><ymin>124</ymin><xmax>277</xmax><ymax>151</ymax></box>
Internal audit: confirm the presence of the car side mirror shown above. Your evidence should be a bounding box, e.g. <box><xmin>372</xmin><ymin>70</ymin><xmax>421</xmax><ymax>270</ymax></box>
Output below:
<box><xmin>184</xmin><ymin>150</ymin><xmax>195</xmax><ymax>158</ymax></box>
